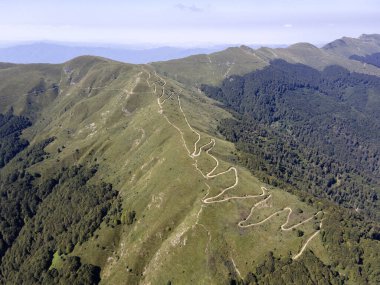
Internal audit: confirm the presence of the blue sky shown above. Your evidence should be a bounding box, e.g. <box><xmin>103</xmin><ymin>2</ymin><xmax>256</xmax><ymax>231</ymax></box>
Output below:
<box><xmin>0</xmin><ymin>0</ymin><xmax>378</xmax><ymax>46</ymax></box>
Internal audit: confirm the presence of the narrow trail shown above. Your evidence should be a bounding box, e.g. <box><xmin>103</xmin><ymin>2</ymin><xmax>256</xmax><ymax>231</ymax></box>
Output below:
<box><xmin>143</xmin><ymin>67</ymin><xmax>324</xmax><ymax>261</ymax></box>
<box><xmin>231</xmin><ymin>257</ymin><xmax>243</xmax><ymax>279</ymax></box>
<box><xmin>293</xmin><ymin>219</ymin><xmax>324</xmax><ymax>260</ymax></box>
<box><xmin>223</xmin><ymin>62</ymin><xmax>235</xmax><ymax>78</ymax></box>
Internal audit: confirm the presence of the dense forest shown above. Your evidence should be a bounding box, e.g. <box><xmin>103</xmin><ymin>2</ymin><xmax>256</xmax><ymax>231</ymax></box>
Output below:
<box><xmin>0</xmin><ymin>135</ymin><xmax>120</xmax><ymax>284</ymax></box>
<box><xmin>0</xmin><ymin>109</ymin><xmax>31</xmax><ymax>168</ymax></box>
<box><xmin>202</xmin><ymin>60</ymin><xmax>380</xmax><ymax>219</ymax></box>
<box><xmin>350</xmin><ymin>52</ymin><xmax>380</xmax><ymax>68</ymax></box>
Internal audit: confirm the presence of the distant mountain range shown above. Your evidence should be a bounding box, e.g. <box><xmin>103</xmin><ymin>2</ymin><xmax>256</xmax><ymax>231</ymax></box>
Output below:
<box><xmin>0</xmin><ymin>42</ymin><xmax>276</xmax><ymax>64</ymax></box>
<box><xmin>0</xmin><ymin>42</ymin><xmax>290</xmax><ymax>64</ymax></box>
<box><xmin>0</xmin><ymin>42</ymin><xmax>232</xmax><ymax>64</ymax></box>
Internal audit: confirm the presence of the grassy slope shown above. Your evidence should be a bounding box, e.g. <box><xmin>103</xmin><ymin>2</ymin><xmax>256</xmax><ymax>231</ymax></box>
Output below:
<box><xmin>152</xmin><ymin>36</ymin><xmax>380</xmax><ymax>87</ymax></box>
<box><xmin>322</xmin><ymin>34</ymin><xmax>380</xmax><ymax>57</ymax></box>
<box><xmin>86</xmin><ymin>68</ymin><xmax>325</xmax><ymax>284</ymax></box>
<box><xmin>152</xmin><ymin>47</ymin><xmax>268</xmax><ymax>86</ymax></box>
<box><xmin>0</xmin><ymin>58</ymin><xmax>329</xmax><ymax>284</ymax></box>
<box><xmin>0</xmin><ymin>63</ymin><xmax>62</xmax><ymax>116</ymax></box>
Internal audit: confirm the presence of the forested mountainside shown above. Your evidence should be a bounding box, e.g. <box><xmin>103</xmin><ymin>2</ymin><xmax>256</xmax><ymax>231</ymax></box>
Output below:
<box><xmin>201</xmin><ymin>59</ymin><xmax>380</xmax><ymax>283</ymax></box>
<box><xmin>0</xmin><ymin>34</ymin><xmax>379</xmax><ymax>284</ymax></box>
<box><xmin>0</xmin><ymin>58</ymin><xmax>135</xmax><ymax>284</ymax></box>
<box><xmin>0</xmin><ymin>110</ymin><xmax>31</xmax><ymax>168</ymax></box>
<box><xmin>201</xmin><ymin>59</ymin><xmax>380</xmax><ymax>219</ymax></box>
<box><xmin>350</xmin><ymin>52</ymin><xmax>380</xmax><ymax>68</ymax></box>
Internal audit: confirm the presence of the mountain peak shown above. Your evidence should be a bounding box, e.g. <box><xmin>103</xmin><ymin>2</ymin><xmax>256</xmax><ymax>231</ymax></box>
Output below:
<box><xmin>239</xmin><ymin>45</ymin><xmax>255</xmax><ymax>53</ymax></box>
<box><xmin>323</xmin><ymin>38</ymin><xmax>348</xmax><ymax>50</ymax></box>
<box><xmin>288</xmin><ymin>42</ymin><xmax>319</xmax><ymax>50</ymax></box>
<box><xmin>322</xmin><ymin>34</ymin><xmax>380</xmax><ymax>57</ymax></box>
<box><xmin>359</xmin><ymin>33</ymin><xmax>380</xmax><ymax>43</ymax></box>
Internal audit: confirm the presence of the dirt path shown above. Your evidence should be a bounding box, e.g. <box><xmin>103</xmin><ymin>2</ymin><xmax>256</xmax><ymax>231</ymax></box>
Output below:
<box><xmin>293</xmin><ymin>219</ymin><xmax>323</xmax><ymax>260</ymax></box>
<box><xmin>144</xmin><ymin>67</ymin><xmax>324</xmax><ymax>261</ymax></box>
<box><xmin>240</xmin><ymin>206</ymin><xmax>322</xmax><ymax>231</ymax></box>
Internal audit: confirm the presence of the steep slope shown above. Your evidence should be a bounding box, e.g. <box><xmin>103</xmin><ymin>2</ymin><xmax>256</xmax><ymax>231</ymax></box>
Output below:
<box><xmin>323</xmin><ymin>34</ymin><xmax>380</xmax><ymax>57</ymax></box>
<box><xmin>0</xmin><ymin>57</ymin><xmax>342</xmax><ymax>284</ymax></box>
<box><xmin>99</xmin><ymin>70</ymin><xmax>330</xmax><ymax>284</ymax></box>
<box><xmin>0</xmin><ymin>57</ymin><xmax>145</xmax><ymax>283</ymax></box>
<box><xmin>150</xmin><ymin>35</ymin><xmax>380</xmax><ymax>284</ymax></box>
<box><xmin>1</xmin><ymin>34</ymin><xmax>380</xmax><ymax>284</ymax></box>
<box><xmin>0</xmin><ymin>62</ymin><xmax>61</xmax><ymax>117</ymax></box>
<box><xmin>350</xmin><ymin>52</ymin><xmax>380</xmax><ymax>68</ymax></box>
<box><xmin>323</xmin><ymin>34</ymin><xmax>380</xmax><ymax>72</ymax></box>
<box><xmin>201</xmin><ymin>60</ymin><xmax>380</xmax><ymax>218</ymax></box>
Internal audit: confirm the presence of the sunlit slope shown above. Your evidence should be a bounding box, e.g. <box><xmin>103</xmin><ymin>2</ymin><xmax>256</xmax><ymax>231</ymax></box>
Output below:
<box><xmin>67</xmin><ymin>68</ymin><xmax>325</xmax><ymax>284</ymax></box>
<box><xmin>152</xmin><ymin>46</ymin><xmax>268</xmax><ymax>86</ymax></box>
<box><xmin>323</xmin><ymin>34</ymin><xmax>380</xmax><ymax>57</ymax></box>
<box><xmin>0</xmin><ymin>62</ymin><xmax>61</xmax><ymax>117</ymax></box>
<box><xmin>0</xmin><ymin>57</ymin><xmax>330</xmax><ymax>284</ymax></box>
<box><xmin>152</xmin><ymin>35</ymin><xmax>380</xmax><ymax>86</ymax></box>
<box><xmin>259</xmin><ymin>42</ymin><xmax>380</xmax><ymax>76</ymax></box>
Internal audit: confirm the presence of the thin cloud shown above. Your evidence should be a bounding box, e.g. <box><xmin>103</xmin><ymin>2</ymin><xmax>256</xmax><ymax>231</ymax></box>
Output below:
<box><xmin>175</xmin><ymin>3</ymin><xmax>203</xmax><ymax>12</ymax></box>
<box><xmin>283</xmin><ymin>24</ymin><xmax>293</xmax><ymax>28</ymax></box>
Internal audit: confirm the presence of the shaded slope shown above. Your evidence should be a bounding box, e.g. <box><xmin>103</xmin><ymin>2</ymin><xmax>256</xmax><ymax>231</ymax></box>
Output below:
<box><xmin>350</xmin><ymin>52</ymin><xmax>380</xmax><ymax>68</ymax></box>
<box><xmin>0</xmin><ymin>110</ymin><xmax>31</xmax><ymax>168</ymax></box>
<box><xmin>201</xmin><ymin>60</ymin><xmax>380</xmax><ymax>218</ymax></box>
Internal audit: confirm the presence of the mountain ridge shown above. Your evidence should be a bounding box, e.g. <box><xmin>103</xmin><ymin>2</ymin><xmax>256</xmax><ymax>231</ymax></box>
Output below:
<box><xmin>153</xmin><ymin>34</ymin><xmax>380</xmax><ymax>86</ymax></box>
<box><xmin>0</xmin><ymin>34</ymin><xmax>379</xmax><ymax>284</ymax></box>
<box><xmin>0</xmin><ymin>42</ymin><xmax>228</xmax><ymax>64</ymax></box>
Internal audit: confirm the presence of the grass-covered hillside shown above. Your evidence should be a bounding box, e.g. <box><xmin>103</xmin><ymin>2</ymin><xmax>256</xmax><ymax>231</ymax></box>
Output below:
<box><xmin>153</xmin><ymin>34</ymin><xmax>380</xmax><ymax>87</ymax></box>
<box><xmin>0</xmin><ymin>57</ymin><xmax>332</xmax><ymax>284</ymax></box>
<box><xmin>0</xmin><ymin>34</ymin><xmax>379</xmax><ymax>284</ymax></box>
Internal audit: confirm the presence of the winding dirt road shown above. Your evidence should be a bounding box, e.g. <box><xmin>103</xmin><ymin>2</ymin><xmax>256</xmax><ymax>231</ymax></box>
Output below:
<box><xmin>144</xmin><ymin>67</ymin><xmax>323</xmax><ymax>261</ymax></box>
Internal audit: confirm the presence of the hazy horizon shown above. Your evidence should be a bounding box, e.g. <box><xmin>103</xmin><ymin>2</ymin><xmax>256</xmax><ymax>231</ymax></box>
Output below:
<box><xmin>0</xmin><ymin>0</ymin><xmax>378</xmax><ymax>47</ymax></box>
<box><xmin>0</xmin><ymin>40</ymin><xmax>290</xmax><ymax>50</ymax></box>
